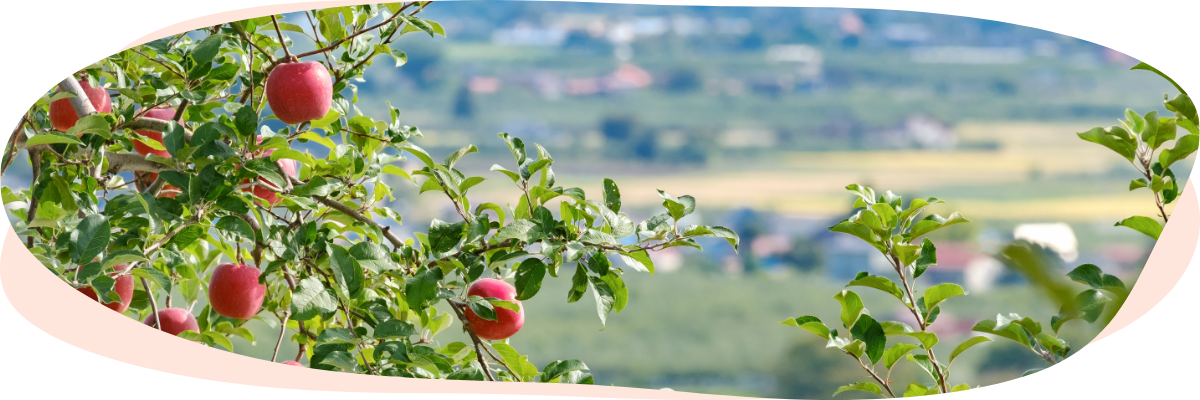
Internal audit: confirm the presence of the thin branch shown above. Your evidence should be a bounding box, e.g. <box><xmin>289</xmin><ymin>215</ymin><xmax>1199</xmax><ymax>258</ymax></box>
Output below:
<box><xmin>271</xmin><ymin>312</ymin><xmax>291</xmax><ymax>362</ymax></box>
<box><xmin>130</xmin><ymin>49</ymin><xmax>187</xmax><ymax>80</ymax></box>
<box><xmin>230</xmin><ymin>23</ymin><xmax>276</xmax><ymax>64</ymax></box>
<box><xmin>849</xmin><ymin>352</ymin><xmax>895</xmax><ymax>398</ymax></box>
<box><xmin>142</xmin><ymin>277</ymin><xmax>163</xmax><ymax>332</ymax></box>
<box><xmin>271</xmin><ymin>15</ymin><xmax>294</xmax><ymax>61</ymax></box>
<box><xmin>447</xmin><ymin>299</ymin><xmax>497</xmax><ymax>381</ymax></box>
<box><xmin>312</xmin><ymin>191</ymin><xmax>405</xmax><ymax>249</ymax></box>
<box><xmin>284</xmin><ymin>7</ymin><xmax>408</xmax><ymax>62</ymax></box>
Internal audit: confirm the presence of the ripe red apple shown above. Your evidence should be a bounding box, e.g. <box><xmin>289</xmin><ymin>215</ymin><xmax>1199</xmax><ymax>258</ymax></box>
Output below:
<box><xmin>132</xmin><ymin>107</ymin><xmax>176</xmax><ymax>157</ymax></box>
<box><xmin>76</xmin><ymin>264</ymin><xmax>134</xmax><ymax>313</ymax></box>
<box><xmin>266</xmin><ymin>61</ymin><xmax>333</xmax><ymax>124</ymax></box>
<box><xmin>464</xmin><ymin>278</ymin><xmax>525</xmax><ymax>340</ymax></box>
<box><xmin>143</xmin><ymin>308</ymin><xmax>200</xmax><ymax>336</ymax></box>
<box><xmin>208</xmin><ymin>263</ymin><xmax>267</xmax><ymax>320</ymax></box>
<box><xmin>283</xmin><ymin>361</ymin><xmax>304</xmax><ymax>367</ymax></box>
<box><xmin>49</xmin><ymin>79</ymin><xmax>113</xmax><ymax>133</ymax></box>
<box><xmin>239</xmin><ymin>136</ymin><xmax>299</xmax><ymax>206</ymax></box>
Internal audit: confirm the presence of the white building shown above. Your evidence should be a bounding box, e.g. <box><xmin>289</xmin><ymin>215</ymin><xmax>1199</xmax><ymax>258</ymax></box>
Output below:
<box><xmin>1013</xmin><ymin>222</ymin><xmax>1079</xmax><ymax>263</ymax></box>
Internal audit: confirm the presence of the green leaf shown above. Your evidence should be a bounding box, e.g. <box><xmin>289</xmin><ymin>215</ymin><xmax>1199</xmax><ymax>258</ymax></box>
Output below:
<box><xmin>214</xmin><ymin>217</ymin><xmax>254</xmax><ymax>244</ymax></box>
<box><xmin>599</xmin><ymin>272</ymin><xmax>628</xmax><ymax>313</ymax></box>
<box><xmin>602</xmin><ymin>178</ymin><xmax>621</xmax><ymax>212</ymax></box>
<box><xmin>65</xmin><ymin>115</ymin><xmax>112</xmax><ymax>138</ymax></box>
<box><xmin>617</xmin><ymin>250</ymin><xmax>655</xmax><ymax>274</ymax></box>
<box><xmin>830</xmin><ymin>221</ymin><xmax>882</xmax><ymax>251</ymax></box>
<box><xmin>491</xmin><ymin>343</ymin><xmax>539</xmax><ymax>382</ymax></box>
<box><xmin>25</xmin><ymin>132</ymin><xmax>83</xmax><ymax>146</ymax></box>
<box><xmin>190</xmin><ymin>33</ymin><xmax>225</xmax><ymax>65</ymax></box>
<box><xmin>1129</xmin><ymin>178</ymin><xmax>1148</xmax><ymax>191</ymax></box>
<box><xmin>914</xmin><ymin>238</ymin><xmax>936</xmax><ymax>279</ymax></box>
<box><xmin>948</xmin><ymin>336</ymin><xmax>992</xmax><ymax>366</ymax></box>
<box><xmin>907</xmin><ymin>212</ymin><xmax>969</xmax><ymax>240</ymax></box>
<box><xmin>1131</xmin><ymin>62</ymin><xmax>1187</xmax><ymax>95</ymax></box>
<box><xmin>405</xmin><ymin>267</ymin><xmax>443</xmax><ymax>311</ymax></box>
<box><xmin>493</xmin><ymin>219</ymin><xmax>543</xmax><ymax>243</ymax></box>
<box><xmin>903</xmin><ymin>382</ymin><xmax>934</xmax><ymax>397</ymax></box>
<box><xmin>514</xmin><ymin>258</ymin><xmax>546</xmax><ymax>301</ymax></box>
<box><xmin>951</xmin><ymin>384</ymin><xmax>972</xmax><ymax>392</ymax></box>
<box><xmin>905</xmin><ymin>354</ymin><xmax>943</xmax><ymax>387</ymax></box>
<box><xmin>901</xmin><ymin>332</ymin><xmax>939</xmax><ymax>349</ymax></box>
<box><xmin>466</xmin><ymin>295</ymin><xmax>498</xmax><ymax>322</ymax></box>
<box><xmin>131</xmin><ymin>268</ymin><xmax>171</xmax><ymax>293</ymax></box>
<box><xmin>850</xmin><ymin>314</ymin><xmax>887</xmax><ymax>364</ymax></box>
<box><xmin>202</xmin><ymin>331</ymin><xmax>235</xmax><ymax>352</ymax></box>
<box><xmin>681</xmin><ymin>225</ymin><xmax>740</xmax><ymax>253</ymax></box>
<box><xmin>1052</xmin><ymin>289</ymin><xmax>1112</xmax><ymax>332</ymax></box>
<box><xmin>567</xmin><ymin>265</ymin><xmax>588</xmax><ymax>303</ymax></box>
<box><xmin>329</xmin><ymin>245</ymin><xmax>364</xmax><ymax>298</ymax></box>
<box><xmin>71</xmin><ymin>214</ymin><xmax>110</xmax><ymax>263</ymax></box>
<box><xmin>1159</xmin><ymin>134</ymin><xmax>1198</xmax><ymax>170</ymax></box>
<box><xmin>780</xmin><ymin>316</ymin><xmax>832</xmax><ymax>340</ymax></box>
<box><xmin>834</xmin><ymin>290</ymin><xmax>865</xmax><ymax>329</ymax></box>
<box><xmin>881</xmin><ymin>321</ymin><xmax>914</xmax><ymax>336</ymax></box>
<box><xmin>1077</xmin><ymin>126</ymin><xmax>1137</xmax><ymax>162</ymax></box>
<box><xmin>1166</xmin><ymin>93</ymin><xmax>1198</xmax><ymax>126</ymax></box>
<box><xmin>883</xmin><ymin>343</ymin><xmax>920</xmax><ymax>370</ymax></box>
<box><xmin>290</xmin><ymin>276</ymin><xmax>338</xmax><ymax>321</ymax></box>
<box><xmin>1066</xmin><ymin>264</ymin><xmax>1127</xmax><ymax>296</ymax></box>
<box><xmin>847</xmin><ymin>274</ymin><xmax>904</xmax><ymax>301</ymax></box>
<box><xmin>540</xmin><ymin>359</ymin><xmax>589</xmax><ymax>383</ymax></box>
<box><xmin>318</xmin><ymin>351</ymin><xmax>359</xmax><ymax>372</ymax></box>
<box><xmin>100</xmin><ymin>250</ymin><xmax>148</xmax><ymax>271</ymax></box>
<box><xmin>1114</xmin><ymin>216</ymin><xmax>1162</xmax><ymax>240</ymax></box>
<box><xmin>972</xmin><ymin>315</ymin><xmax>1033</xmax><ymax>350</ymax></box>
<box><xmin>588</xmin><ymin>276</ymin><xmax>616</xmax><ymax>328</ymax></box>
<box><xmin>923</xmin><ymin>283</ymin><xmax>966</xmax><ymax>312</ymax></box>
<box><xmin>349</xmin><ymin>241</ymin><xmax>397</xmax><ymax>273</ymax></box>
<box><xmin>833</xmin><ymin>382</ymin><xmax>882</xmax><ymax>397</ymax></box>
<box><xmin>373</xmin><ymin>319</ymin><xmax>417</xmax><ymax>339</ymax></box>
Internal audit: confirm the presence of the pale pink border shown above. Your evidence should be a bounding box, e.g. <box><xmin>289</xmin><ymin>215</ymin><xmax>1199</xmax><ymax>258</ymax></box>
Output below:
<box><xmin>0</xmin><ymin>0</ymin><xmax>1195</xmax><ymax>397</ymax></box>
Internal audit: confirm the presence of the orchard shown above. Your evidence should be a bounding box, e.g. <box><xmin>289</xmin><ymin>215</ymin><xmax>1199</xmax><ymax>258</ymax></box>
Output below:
<box><xmin>0</xmin><ymin>2</ymin><xmax>740</xmax><ymax>382</ymax></box>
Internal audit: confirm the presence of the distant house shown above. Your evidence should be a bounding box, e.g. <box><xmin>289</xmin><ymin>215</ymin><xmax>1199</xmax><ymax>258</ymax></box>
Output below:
<box><xmin>870</xmin><ymin>114</ymin><xmax>957</xmax><ymax>150</ymax></box>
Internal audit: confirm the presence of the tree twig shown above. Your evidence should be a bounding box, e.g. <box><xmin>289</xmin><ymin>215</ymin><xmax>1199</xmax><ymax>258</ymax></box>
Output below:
<box><xmin>446</xmin><ymin>299</ymin><xmax>497</xmax><ymax>381</ymax></box>
<box><xmin>271</xmin><ymin>15</ymin><xmax>294</xmax><ymax>62</ymax></box>
<box><xmin>142</xmin><ymin>277</ymin><xmax>163</xmax><ymax>332</ymax></box>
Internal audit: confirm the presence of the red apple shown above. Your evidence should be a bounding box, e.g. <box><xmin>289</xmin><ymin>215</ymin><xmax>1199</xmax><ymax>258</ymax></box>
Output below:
<box><xmin>208</xmin><ymin>263</ymin><xmax>267</xmax><ymax>320</ymax></box>
<box><xmin>266</xmin><ymin>61</ymin><xmax>333</xmax><ymax>124</ymax></box>
<box><xmin>143</xmin><ymin>308</ymin><xmax>200</xmax><ymax>336</ymax></box>
<box><xmin>132</xmin><ymin>107</ymin><xmax>176</xmax><ymax>157</ymax></box>
<box><xmin>283</xmin><ymin>361</ymin><xmax>304</xmax><ymax>367</ymax></box>
<box><xmin>76</xmin><ymin>264</ymin><xmax>134</xmax><ymax>313</ymax></box>
<box><xmin>49</xmin><ymin>79</ymin><xmax>113</xmax><ymax>133</ymax></box>
<box><xmin>464</xmin><ymin>278</ymin><xmax>525</xmax><ymax>340</ymax></box>
<box><xmin>239</xmin><ymin>136</ymin><xmax>299</xmax><ymax>206</ymax></box>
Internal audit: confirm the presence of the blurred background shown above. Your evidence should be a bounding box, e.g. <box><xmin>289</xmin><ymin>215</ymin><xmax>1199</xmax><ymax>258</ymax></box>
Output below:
<box><xmin>3</xmin><ymin>2</ymin><xmax>1188</xmax><ymax>399</ymax></box>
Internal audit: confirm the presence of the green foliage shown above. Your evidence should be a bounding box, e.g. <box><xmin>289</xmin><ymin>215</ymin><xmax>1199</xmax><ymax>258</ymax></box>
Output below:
<box><xmin>1079</xmin><ymin>62</ymin><xmax>1196</xmax><ymax>238</ymax></box>
<box><xmin>3</xmin><ymin>2</ymin><xmax>737</xmax><ymax>384</ymax></box>
<box><xmin>781</xmin><ymin>184</ymin><xmax>1134</xmax><ymax>398</ymax></box>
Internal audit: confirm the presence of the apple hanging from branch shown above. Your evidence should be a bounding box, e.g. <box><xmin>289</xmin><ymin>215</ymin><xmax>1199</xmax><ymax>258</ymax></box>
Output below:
<box><xmin>464</xmin><ymin>278</ymin><xmax>525</xmax><ymax>341</ymax></box>
<box><xmin>76</xmin><ymin>264</ymin><xmax>134</xmax><ymax>313</ymax></box>
<box><xmin>48</xmin><ymin>79</ymin><xmax>112</xmax><ymax>133</ymax></box>
<box><xmin>207</xmin><ymin>263</ymin><xmax>267</xmax><ymax>320</ymax></box>
<box><xmin>265</xmin><ymin>61</ymin><xmax>332</xmax><ymax>125</ymax></box>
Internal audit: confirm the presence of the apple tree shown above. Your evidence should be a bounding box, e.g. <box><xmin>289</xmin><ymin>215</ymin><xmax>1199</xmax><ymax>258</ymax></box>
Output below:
<box><xmin>0</xmin><ymin>2</ymin><xmax>740</xmax><ymax>382</ymax></box>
